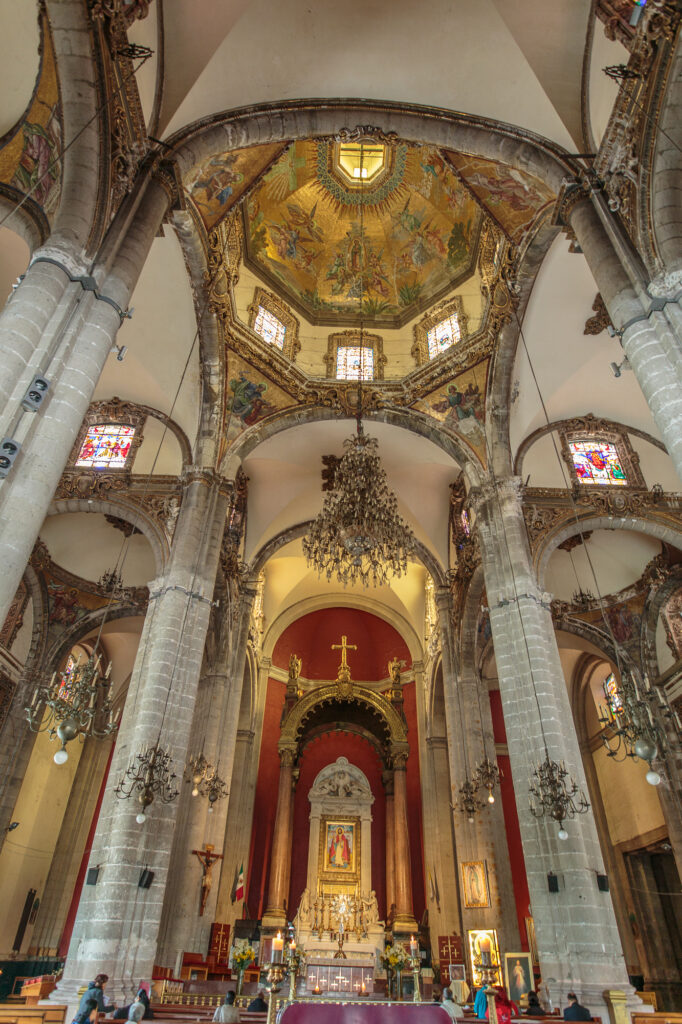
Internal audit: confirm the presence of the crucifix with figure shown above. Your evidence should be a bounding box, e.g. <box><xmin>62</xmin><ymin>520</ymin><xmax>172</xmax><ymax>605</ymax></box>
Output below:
<box><xmin>332</xmin><ymin>635</ymin><xmax>357</xmax><ymax>696</ymax></box>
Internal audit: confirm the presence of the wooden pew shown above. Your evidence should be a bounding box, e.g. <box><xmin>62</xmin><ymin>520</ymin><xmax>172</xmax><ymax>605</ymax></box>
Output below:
<box><xmin>0</xmin><ymin>1005</ymin><xmax>66</xmax><ymax>1024</ymax></box>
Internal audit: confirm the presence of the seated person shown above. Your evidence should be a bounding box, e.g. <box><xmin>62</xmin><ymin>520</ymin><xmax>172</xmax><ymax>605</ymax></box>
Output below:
<box><xmin>563</xmin><ymin>993</ymin><xmax>591</xmax><ymax>1021</ymax></box>
<box><xmin>526</xmin><ymin>991</ymin><xmax>544</xmax><ymax>1017</ymax></box>
<box><xmin>213</xmin><ymin>993</ymin><xmax>239</xmax><ymax>1023</ymax></box>
<box><xmin>474</xmin><ymin>987</ymin><xmax>489</xmax><ymax>1019</ymax></box>
<box><xmin>441</xmin><ymin>987</ymin><xmax>465</xmax><ymax>1020</ymax></box>
<box><xmin>247</xmin><ymin>990</ymin><xmax>268</xmax><ymax>1012</ymax></box>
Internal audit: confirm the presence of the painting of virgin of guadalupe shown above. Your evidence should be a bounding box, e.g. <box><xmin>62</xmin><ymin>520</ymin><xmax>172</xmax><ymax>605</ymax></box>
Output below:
<box><xmin>461</xmin><ymin>860</ymin><xmax>490</xmax><ymax>908</ymax></box>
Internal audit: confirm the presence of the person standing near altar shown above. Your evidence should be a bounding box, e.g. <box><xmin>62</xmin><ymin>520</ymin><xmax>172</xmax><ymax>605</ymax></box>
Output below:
<box><xmin>441</xmin><ymin>987</ymin><xmax>465</xmax><ymax>1020</ymax></box>
<box><xmin>213</xmin><ymin>993</ymin><xmax>239</xmax><ymax>1023</ymax></box>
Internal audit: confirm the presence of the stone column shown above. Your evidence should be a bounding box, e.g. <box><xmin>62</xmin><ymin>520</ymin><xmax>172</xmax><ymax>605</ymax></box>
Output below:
<box><xmin>435</xmin><ymin>586</ymin><xmax>519</xmax><ymax>952</ymax></box>
<box><xmin>472</xmin><ymin>476</ymin><xmax>634</xmax><ymax>1015</ymax></box>
<box><xmin>52</xmin><ymin>469</ymin><xmax>230</xmax><ymax>1014</ymax></box>
<box><xmin>0</xmin><ymin>172</ymin><xmax>174</xmax><ymax>626</ymax></box>
<box><xmin>155</xmin><ymin>576</ymin><xmax>258</xmax><ymax>968</ymax></box>
<box><xmin>263</xmin><ymin>746</ymin><xmax>297</xmax><ymax>927</ymax></box>
<box><xmin>391</xmin><ymin>751</ymin><xmax>417</xmax><ymax>933</ymax></box>
<box><xmin>29</xmin><ymin>735</ymin><xmax>114</xmax><ymax>956</ymax></box>
<box><xmin>383</xmin><ymin>771</ymin><xmax>395</xmax><ymax>920</ymax></box>
<box><xmin>567</xmin><ymin>195</ymin><xmax>682</xmax><ymax>484</ymax></box>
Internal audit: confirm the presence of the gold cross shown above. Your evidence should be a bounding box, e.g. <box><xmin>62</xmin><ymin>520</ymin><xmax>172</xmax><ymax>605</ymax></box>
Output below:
<box><xmin>331</xmin><ymin>635</ymin><xmax>357</xmax><ymax>669</ymax></box>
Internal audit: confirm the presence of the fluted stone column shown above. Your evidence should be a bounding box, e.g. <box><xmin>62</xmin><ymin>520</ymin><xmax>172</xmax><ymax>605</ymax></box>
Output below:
<box><xmin>567</xmin><ymin>194</ymin><xmax>682</xmax><ymax>484</ymax></box>
<box><xmin>263</xmin><ymin>746</ymin><xmax>296</xmax><ymax>927</ymax></box>
<box><xmin>435</xmin><ymin>586</ymin><xmax>519</xmax><ymax>951</ymax></box>
<box><xmin>472</xmin><ymin>476</ymin><xmax>634</xmax><ymax>1015</ymax></box>
<box><xmin>383</xmin><ymin>771</ymin><xmax>395</xmax><ymax>919</ymax></box>
<box><xmin>52</xmin><ymin>469</ymin><xmax>230</xmax><ymax>1014</ymax></box>
<box><xmin>155</xmin><ymin>576</ymin><xmax>258</xmax><ymax>967</ymax></box>
<box><xmin>391</xmin><ymin>751</ymin><xmax>417</xmax><ymax>933</ymax></box>
<box><xmin>0</xmin><ymin>172</ymin><xmax>174</xmax><ymax>625</ymax></box>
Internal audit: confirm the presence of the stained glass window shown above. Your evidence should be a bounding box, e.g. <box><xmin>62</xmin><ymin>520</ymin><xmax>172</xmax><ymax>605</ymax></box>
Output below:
<box><xmin>58</xmin><ymin>654</ymin><xmax>76</xmax><ymax>702</ymax></box>
<box><xmin>603</xmin><ymin>671</ymin><xmax>624</xmax><ymax>713</ymax></box>
<box><xmin>76</xmin><ymin>424</ymin><xmax>135</xmax><ymax>469</ymax></box>
<box><xmin>461</xmin><ymin>509</ymin><xmax>471</xmax><ymax>536</ymax></box>
<box><xmin>427</xmin><ymin>314</ymin><xmax>461</xmax><ymax>360</ymax></box>
<box><xmin>569</xmin><ymin>440</ymin><xmax>627</xmax><ymax>486</ymax></box>
<box><xmin>336</xmin><ymin>346</ymin><xmax>374</xmax><ymax>381</ymax></box>
<box><xmin>253</xmin><ymin>305</ymin><xmax>286</xmax><ymax>349</ymax></box>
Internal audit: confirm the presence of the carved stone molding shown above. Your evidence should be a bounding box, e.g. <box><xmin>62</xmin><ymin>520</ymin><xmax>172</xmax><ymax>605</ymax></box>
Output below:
<box><xmin>0</xmin><ymin>669</ymin><xmax>16</xmax><ymax>732</ymax></box>
<box><xmin>583</xmin><ymin>294</ymin><xmax>613</xmax><ymax>336</ymax></box>
<box><xmin>333</xmin><ymin>126</ymin><xmax>402</xmax><ymax>146</ymax></box>
<box><xmin>0</xmin><ymin>579</ymin><xmax>29</xmax><ymax>650</ymax></box>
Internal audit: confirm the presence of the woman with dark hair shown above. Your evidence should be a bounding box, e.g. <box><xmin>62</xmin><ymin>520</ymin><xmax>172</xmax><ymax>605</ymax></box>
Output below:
<box><xmin>486</xmin><ymin>986</ymin><xmax>519</xmax><ymax>1024</ymax></box>
<box><xmin>526</xmin><ymin>991</ymin><xmax>544</xmax><ymax>1016</ymax></box>
<box><xmin>77</xmin><ymin>975</ymin><xmax>116</xmax><ymax>1018</ymax></box>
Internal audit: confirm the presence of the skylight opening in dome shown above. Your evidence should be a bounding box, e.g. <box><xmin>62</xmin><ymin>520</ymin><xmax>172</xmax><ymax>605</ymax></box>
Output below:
<box><xmin>254</xmin><ymin>305</ymin><xmax>286</xmax><ymax>349</ymax></box>
<box><xmin>336</xmin><ymin>346</ymin><xmax>374</xmax><ymax>381</ymax></box>
<box><xmin>337</xmin><ymin>143</ymin><xmax>386</xmax><ymax>185</ymax></box>
<box><xmin>427</xmin><ymin>314</ymin><xmax>461</xmax><ymax>359</ymax></box>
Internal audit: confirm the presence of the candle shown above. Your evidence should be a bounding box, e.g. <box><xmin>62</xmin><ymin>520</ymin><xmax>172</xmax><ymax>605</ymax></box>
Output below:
<box><xmin>273</xmin><ymin>931</ymin><xmax>283</xmax><ymax>963</ymax></box>
<box><xmin>410</xmin><ymin>935</ymin><xmax>418</xmax><ymax>955</ymax></box>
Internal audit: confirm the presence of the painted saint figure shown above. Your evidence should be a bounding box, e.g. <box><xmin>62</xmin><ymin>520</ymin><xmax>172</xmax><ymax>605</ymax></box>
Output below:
<box><xmin>328</xmin><ymin>825</ymin><xmax>351</xmax><ymax>869</ymax></box>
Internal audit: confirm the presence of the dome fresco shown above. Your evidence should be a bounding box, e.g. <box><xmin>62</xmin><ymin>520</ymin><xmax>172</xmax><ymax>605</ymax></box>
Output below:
<box><xmin>242</xmin><ymin>140</ymin><xmax>484</xmax><ymax>327</ymax></box>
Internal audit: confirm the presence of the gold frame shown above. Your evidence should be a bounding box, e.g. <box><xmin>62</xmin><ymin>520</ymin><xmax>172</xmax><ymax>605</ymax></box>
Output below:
<box><xmin>318</xmin><ymin>816</ymin><xmax>360</xmax><ymax>883</ymax></box>
<box><xmin>412</xmin><ymin>295</ymin><xmax>469</xmax><ymax>366</ymax></box>
<box><xmin>466</xmin><ymin>929</ymin><xmax>500</xmax><ymax>988</ymax></box>
<box><xmin>247</xmin><ymin>286</ymin><xmax>301</xmax><ymax>361</ymax></box>
<box><xmin>324</xmin><ymin>330</ymin><xmax>386</xmax><ymax>380</ymax></box>
<box><xmin>461</xmin><ymin>860</ymin><xmax>490</xmax><ymax>909</ymax></box>
<box><xmin>503</xmin><ymin>951</ymin><xmax>534</xmax><ymax>1005</ymax></box>
<box><xmin>525</xmin><ymin>916</ymin><xmax>538</xmax><ymax>964</ymax></box>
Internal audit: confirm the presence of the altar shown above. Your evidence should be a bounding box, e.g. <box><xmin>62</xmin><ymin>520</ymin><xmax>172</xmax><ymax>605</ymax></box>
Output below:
<box><xmin>303</xmin><ymin>958</ymin><xmax>375</xmax><ymax>995</ymax></box>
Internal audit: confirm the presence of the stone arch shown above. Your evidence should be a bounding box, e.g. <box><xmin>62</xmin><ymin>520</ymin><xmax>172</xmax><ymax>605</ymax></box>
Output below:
<box><xmin>279</xmin><ymin>683</ymin><xmax>408</xmax><ymax>754</ymax></box>
<box><xmin>640</xmin><ymin>568</ymin><xmax>682</xmax><ymax>678</ymax></box>
<box><xmin>262</xmin><ymin>593</ymin><xmax>423</xmax><ymax>665</ymax></box>
<box><xmin>535</xmin><ymin>512</ymin><xmax>682</xmax><ymax>585</ymax></box>
<box><xmin>42</xmin><ymin>601</ymin><xmax>147</xmax><ymax>680</ymax></box>
<box><xmin>222</xmin><ymin>402</ymin><xmax>478</xmax><ymax>485</ymax></box>
<box><xmin>251</xmin><ymin>518</ymin><xmax>446</xmax><ymax>588</ymax></box>
<box><xmin>47</xmin><ymin>495</ymin><xmax>170</xmax><ymax>576</ymax></box>
<box><xmin>650</xmin><ymin>32</ymin><xmax>682</xmax><ymax>277</ymax></box>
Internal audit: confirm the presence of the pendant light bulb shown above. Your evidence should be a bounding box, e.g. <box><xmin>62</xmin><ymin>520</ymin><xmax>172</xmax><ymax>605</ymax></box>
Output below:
<box><xmin>558</xmin><ymin>827</ymin><xmax>568</xmax><ymax>841</ymax></box>
<box><xmin>487</xmin><ymin>792</ymin><xmax>495</xmax><ymax>804</ymax></box>
<box><xmin>646</xmin><ymin>770</ymin><xmax>661</xmax><ymax>786</ymax></box>
<box><xmin>136</xmin><ymin>812</ymin><xmax>146</xmax><ymax>824</ymax></box>
<box><xmin>53</xmin><ymin>747</ymin><xmax>69</xmax><ymax>765</ymax></box>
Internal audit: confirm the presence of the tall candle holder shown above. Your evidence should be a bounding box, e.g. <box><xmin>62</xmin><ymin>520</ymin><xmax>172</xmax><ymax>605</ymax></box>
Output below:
<box><xmin>265</xmin><ymin>963</ymin><xmax>285</xmax><ymax>1024</ymax></box>
<box><xmin>474</xmin><ymin>955</ymin><xmax>500</xmax><ymax>1024</ymax></box>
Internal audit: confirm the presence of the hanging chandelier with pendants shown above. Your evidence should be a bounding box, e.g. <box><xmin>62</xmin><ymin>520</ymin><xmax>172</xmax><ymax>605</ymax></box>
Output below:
<box><xmin>25</xmin><ymin>651</ymin><xmax>119</xmax><ymax>764</ymax></box>
<box><xmin>184</xmin><ymin>751</ymin><xmax>228</xmax><ymax>811</ymax></box>
<box><xmin>303</xmin><ymin>420</ymin><xmax>415</xmax><ymax>587</ymax></box>
<box><xmin>114</xmin><ymin>742</ymin><xmax>179</xmax><ymax>824</ymax></box>
<box><xmin>599</xmin><ymin>668</ymin><xmax>681</xmax><ymax>786</ymax></box>
<box><xmin>528</xmin><ymin>752</ymin><xmax>589</xmax><ymax>840</ymax></box>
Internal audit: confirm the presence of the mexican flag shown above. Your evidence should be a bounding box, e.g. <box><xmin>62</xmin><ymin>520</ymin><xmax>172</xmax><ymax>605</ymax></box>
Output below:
<box><xmin>233</xmin><ymin>863</ymin><xmax>245</xmax><ymax>903</ymax></box>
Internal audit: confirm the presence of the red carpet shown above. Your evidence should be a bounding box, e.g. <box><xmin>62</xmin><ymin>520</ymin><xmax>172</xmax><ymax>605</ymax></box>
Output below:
<box><xmin>280</xmin><ymin>1004</ymin><xmax>449</xmax><ymax>1022</ymax></box>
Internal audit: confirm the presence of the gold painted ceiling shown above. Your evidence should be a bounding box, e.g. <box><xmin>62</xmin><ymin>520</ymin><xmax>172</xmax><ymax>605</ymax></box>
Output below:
<box><xmin>242</xmin><ymin>141</ymin><xmax>484</xmax><ymax>328</ymax></box>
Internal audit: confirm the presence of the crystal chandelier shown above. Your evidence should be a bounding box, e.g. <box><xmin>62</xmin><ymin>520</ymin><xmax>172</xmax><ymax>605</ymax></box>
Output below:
<box><xmin>598</xmin><ymin>670</ymin><xmax>681</xmax><ymax>785</ymax></box>
<box><xmin>114</xmin><ymin>742</ymin><xmax>179</xmax><ymax>824</ymax></box>
<box><xmin>528</xmin><ymin>753</ymin><xmax>589</xmax><ymax>840</ymax></box>
<box><xmin>184</xmin><ymin>752</ymin><xmax>228</xmax><ymax>811</ymax></box>
<box><xmin>303</xmin><ymin>422</ymin><xmax>414</xmax><ymax>587</ymax></box>
<box><xmin>25</xmin><ymin>652</ymin><xmax>118</xmax><ymax>764</ymax></box>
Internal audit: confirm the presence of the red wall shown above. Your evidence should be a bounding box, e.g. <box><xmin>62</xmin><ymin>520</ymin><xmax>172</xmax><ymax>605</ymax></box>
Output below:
<box><xmin>489</xmin><ymin>690</ymin><xmax>530</xmax><ymax>947</ymax></box>
<box><xmin>247</xmin><ymin>607</ymin><xmax>425</xmax><ymax>923</ymax></box>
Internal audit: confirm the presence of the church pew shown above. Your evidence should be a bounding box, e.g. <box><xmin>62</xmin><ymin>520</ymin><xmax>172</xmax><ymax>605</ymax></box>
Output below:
<box><xmin>0</xmin><ymin>1006</ymin><xmax>66</xmax><ymax>1024</ymax></box>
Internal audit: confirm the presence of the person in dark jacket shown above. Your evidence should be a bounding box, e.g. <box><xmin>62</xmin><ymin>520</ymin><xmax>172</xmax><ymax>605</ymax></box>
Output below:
<box><xmin>77</xmin><ymin>975</ymin><xmax>116</xmax><ymax>1018</ymax></box>
<box><xmin>114</xmin><ymin>988</ymin><xmax>153</xmax><ymax>1021</ymax></box>
<box><xmin>563</xmin><ymin>993</ymin><xmax>592</xmax><ymax>1021</ymax></box>
<box><xmin>526</xmin><ymin>991</ymin><xmax>544</xmax><ymax>1016</ymax></box>
<box><xmin>73</xmin><ymin>998</ymin><xmax>98</xmax><ymax>1024</ymax></box>
<box><xmin>246</xmin><ymin>990</ymin><xmax>268</xmax><ymax>1012</ymax></box>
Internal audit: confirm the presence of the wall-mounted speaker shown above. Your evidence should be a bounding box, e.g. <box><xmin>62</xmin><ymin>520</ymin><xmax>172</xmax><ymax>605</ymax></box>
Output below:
<box><xmin>547</xmin><ymin>872</ymin><xmax>559</xmax><ymax>893</ymax></box>
<box><xmin>138</xmin><ymin>869</ymin><xmax>154</xmax><ymax>889</ymax></box>
<box><xmin>86</xmin><ymin>867</ymin><xmax>100</xmax><ymax>886</ymax></box>
<box><xmin>597</xmin><ymin>873</ymin><xmax>609</xmax><ymax>892</ymax></box>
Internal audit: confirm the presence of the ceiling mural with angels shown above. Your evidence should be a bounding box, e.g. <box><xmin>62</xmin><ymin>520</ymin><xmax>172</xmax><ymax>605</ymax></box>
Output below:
<box><xmin>242</xmin><ymin>140</ymin><xmax>485</xmax><ymax>328</ymax></box>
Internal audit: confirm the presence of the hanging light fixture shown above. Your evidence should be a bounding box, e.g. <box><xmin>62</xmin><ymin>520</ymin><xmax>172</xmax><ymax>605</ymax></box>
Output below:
<box><xmin>114</xmin><ymin>742</ymin><xmax>179</xmax><ymax>823</ymax></box>
<box><xmin>598</xmin><ymin>669</ymin><xmax>681</xmax><ymax>786</ymax></box>
<box><xmin>528</xmin><ymin>753</ymin><xmax>589</xmax><ymax>840</ymax></box>
<box><xmin>303</xmin><ymin>144</ymin><xmax>414</xmax><ymax>588</ymax></box>
<box><xmin>474</xmin><ymin>756</ymin><xmax>501</xmax><ymax>805</ymax></box>
<box><xmin>184</xmin><ymin>751</ymin><xmax>228</xmax><ymax>809</ymax></box>
<box><xmin>453</xmin><ymin>777</ymin><xmax>484</xmax><ymax>823</ymax></box>
<box><xmin>25</xmin><ymin>652</ymin><xmax>119</xmax><ymax>764</ymax></box>
<box><xmin>98</xmin><ymin>566</ymin><xmax>124</xmax><ymax>594</ymax></box>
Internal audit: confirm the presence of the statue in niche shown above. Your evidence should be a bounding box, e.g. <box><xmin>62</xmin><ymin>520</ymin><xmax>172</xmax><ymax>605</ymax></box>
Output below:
<box><xmin>317</xmin><ymin>767</ymin><xmax>363</xmax><ymax>798</ymax></box>
<box><xmin>362</xmin><ymin>889</ymin><xmax>380</xmax><ymax>926</ymax></box>
<box><xmin>296</xmin><ymin>886</ymin><xmax>312</xmax><ymax>928</ymax></box>
<box><xmin>287</xmin><ymin>653</ymin><xmax>302</xmax><ymax>696</ymax></box>
<box><xmin>388</xmin><ymin>656</ymin><xmax>403</xmax><ymax>686</ymax></box>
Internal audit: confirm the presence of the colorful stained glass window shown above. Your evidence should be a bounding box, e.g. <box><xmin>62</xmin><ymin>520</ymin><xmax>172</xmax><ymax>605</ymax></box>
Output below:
<box><xmin>58</xmin><ymin>654</ymin><xmax>76</xmax><ymax>702</ymax></box>
<box><xmin>461</xmin><ymin>509</ymin><xmax>471</xmax><ymax>536</ymax></box>
<box><xmin>253</xmin><ymin>305</ymin><xmax>286</xmax><ymax>349</ymax></box>
<box><xmin>336</xmin><ymin>346</ymin><xmax>374</xmax><ymax>381</ymax></box>
<box><xmin>568</xmin><ymin>439</ymin><xmax>627</xmax><ymax>486</ymax></box>
<box><xmin>427</xmin><ymin>314</ymin><xmax>461</xmax><ymax>360</ymax></box>
<box><xmin>603</xmin><ymin>671</ymin><xmax>624</xmax><ymax>713</ymax></box>
<box><xmin>76</xmin><ymin>424</ymin><xmax>135</xmax><ymax>469</ymax></box>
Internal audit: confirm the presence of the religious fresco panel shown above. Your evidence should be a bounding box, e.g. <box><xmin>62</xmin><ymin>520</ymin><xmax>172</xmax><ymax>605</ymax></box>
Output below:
<box><xmin>0</xmin><ymin>11</ymin><xmax>62</xmax><ymax>221</ymax></box>
<box><xmin>413</xmin><ymin>359</ymin><xmax>489</xmax><ymax>466</ymax></box>
<box><xmin>184</xmin><ymin>143</ymin><xmax>288</xmax><ymax>231</ymax></box>
<box><xmin>243</xmin><ymin>141</ymin><xmax>483</xmax><ymax>327</ymax></box>
<box><xmin>225</xmin><ymin>352</ymin><xmax>297</xmax><ymax>443</ymax></box>
<box><xmin>444</xmin><ymin>152</ymin><xmax>555</xmax><ymax>245</ymax></box>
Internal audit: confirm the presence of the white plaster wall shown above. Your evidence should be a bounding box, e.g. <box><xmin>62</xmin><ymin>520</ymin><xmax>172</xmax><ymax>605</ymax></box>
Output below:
<box><xmin>39</xmin><ymin>512</ymin><xmax>157</xmax><ymax>587</ymax></box>
<box><xmin>588</xmin><ymin>27</ymin><xmax>629</xmax><ymax>147</ymax></box>
<box><xmin>592</xmin><ymin>743</ymin><xmax>665</xmax><ymax>846</ymax></box>
<box><xmin>134</xmin><ymin>415</ymin><xmax>184</xmax><ymax>476</ymax></box>
<box><xmin>545</xmin><ymin>529</ymin><xmax>662</xmax><ymax>601</ymax></box>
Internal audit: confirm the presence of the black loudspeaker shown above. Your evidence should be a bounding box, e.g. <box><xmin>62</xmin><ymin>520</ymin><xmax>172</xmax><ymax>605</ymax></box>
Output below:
<box><xmin>597</xmin><ymin>873</ymin><xmax>610</xmax><ymax>892</ymax></box>
<box><xmin>547</xmin><ymin>872</ymin><xmax>559</xmax><ymax>893</ymax></box>
<box><xmin>86</xmin><ymin>867</ymin><xmax>100</xmax><ymax>886</ymax></box>
<box><xmin>21</xmin><ymin>375</ymin><xmax>50</xmax><ymax>412</ymax></box>
<box><xmin>138</xmin><ymin>868</ymin><xmax>154</xmax><ymax>889</ymax></box>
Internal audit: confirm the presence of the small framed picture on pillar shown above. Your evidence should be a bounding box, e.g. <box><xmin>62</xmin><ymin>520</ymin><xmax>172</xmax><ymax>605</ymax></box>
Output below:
<box><xmin>461</xmin><ymin>860</ymin><xmax>490</xmax><ymax>908</ymax></box>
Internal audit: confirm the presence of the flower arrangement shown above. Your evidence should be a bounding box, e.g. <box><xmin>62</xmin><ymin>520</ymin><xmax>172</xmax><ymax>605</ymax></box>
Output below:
<box><xmin>232</xmin><ymin>941</ymin><xmax>256</xmax><ymax>969</ymax></box>
<box><xmin>381</xmin><ymin>942</ymin><xmax>408</xmax><ymax>970</ymax></box>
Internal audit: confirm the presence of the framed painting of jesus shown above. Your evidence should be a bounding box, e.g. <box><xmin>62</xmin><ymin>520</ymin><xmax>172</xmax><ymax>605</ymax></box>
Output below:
<box><xmin>319</xmin><ymin>818</ymin><xmax>359</xmax><ymax>880</ymax></box>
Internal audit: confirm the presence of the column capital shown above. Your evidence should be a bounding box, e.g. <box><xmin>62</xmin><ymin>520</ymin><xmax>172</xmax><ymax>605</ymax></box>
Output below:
<box><xmin>647</xmin><ymin>268</ymin><xmax>682</xmax><ymax>299</ymax></box>
<box><xmin>181</xmin><ymin>465</ymin><xmax>232</xmax><ymax>494</ymax></box>
<box><xmin>390</xmin><ymin>745</ymin><xmax>409</xmax><ymax>769</ymax></box>
<box><xmin>555</xmin><ymin>182</ymin><xmax>592</xmax><ymax>228</ymax></box>
<box><xmin>278</xmin><ymin>743</ymin><xmax>297</xmax><ymax>767</ymax></box>
<box><xmin>468</xmin><ymin>475</ymin><xmax>523</xmax><ymax>519</ymax></box>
